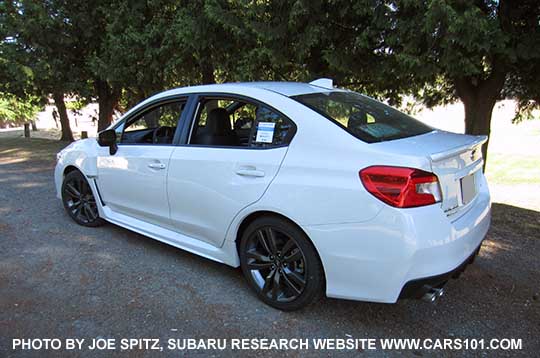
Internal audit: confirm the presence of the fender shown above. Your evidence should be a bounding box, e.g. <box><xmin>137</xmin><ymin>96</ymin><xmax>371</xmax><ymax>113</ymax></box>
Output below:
<box><xmin>59</xmin><ymin>139</ymin><xmax>99</xmax><ymax>177</ymax></box>
<box><xmin>55</xmin><ymin>139</ymin><xmax>101</xmax><ymax>202</ymax></box>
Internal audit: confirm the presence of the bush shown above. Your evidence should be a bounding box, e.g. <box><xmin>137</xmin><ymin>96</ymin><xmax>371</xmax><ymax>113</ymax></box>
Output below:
<box><xmin>0</xmin><ymin>93</ymin><xmax>42</xmax><ymax>128</ymax></box>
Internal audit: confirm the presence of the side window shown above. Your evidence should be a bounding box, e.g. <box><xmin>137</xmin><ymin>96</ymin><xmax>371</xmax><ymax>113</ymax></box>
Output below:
<box><xmin>233</xmin><ymin>102</ymin><xmax>257</xmax><ymax>146</ymax></box>
<box><xmin>189</xmin><ymin>99</ymin><xmax>233</xmax><ymax>147</ymax></box>
<box><xmin>196</xmin><ymin>99</ymin><xmax>235</xmax><ymax>128</ymax></box>
<box><xmin>251</xmin><ymin>105</ymin><xmax>294</xmax><ymax>148</ymax></box>
<box><xmin>120</xmin><ymin>100</ymin><xmax>185</xmax><ymax>145</ymax></box>
<box><xmin>189</xmin><ymin>97</ymin><xmax>295</xmax><ymax>148</ymax></box>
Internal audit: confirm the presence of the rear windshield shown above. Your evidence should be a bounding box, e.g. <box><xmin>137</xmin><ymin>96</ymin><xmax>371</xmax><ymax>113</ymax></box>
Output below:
<box><xmin>292</xmin><ymin>91</ymin><xmax>432</xmax><ymax>143</ymax></box>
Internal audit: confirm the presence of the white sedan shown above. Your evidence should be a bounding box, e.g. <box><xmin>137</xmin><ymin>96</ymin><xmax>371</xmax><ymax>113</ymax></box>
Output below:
<box><xmin>55</xmin><ymin>79</ymin><xmax>491</xmax><ymax>310</ymax></box>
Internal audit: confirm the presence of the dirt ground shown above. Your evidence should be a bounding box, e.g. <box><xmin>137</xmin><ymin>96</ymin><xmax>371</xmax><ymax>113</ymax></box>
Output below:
<box><xmin>0</xmin><ymin>137</ymin><xmax>539</xmax><ymax>357</ymax></box>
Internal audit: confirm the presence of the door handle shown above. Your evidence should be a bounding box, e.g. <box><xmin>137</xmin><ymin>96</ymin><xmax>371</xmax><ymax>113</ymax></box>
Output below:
<box><xmin>235</xmin><ymin>169</ymin><xmax>265</xmax><ymax>177</ymax></box>
<box><xmin>148</xmin><ymin>162</ymin><xmax>166</xmax><ymax>170</ymax></box>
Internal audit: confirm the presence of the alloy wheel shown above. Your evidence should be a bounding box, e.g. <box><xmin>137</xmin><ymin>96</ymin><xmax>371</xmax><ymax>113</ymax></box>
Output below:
<box><xmin>63</xmin><ymin>175</ymin><xmax>99</xmax><ymax>224</ymax></box>
<box><xmin>245</xmin><ymin>226</ymin><xmax>307</xmax><ymax>303</ymax></box>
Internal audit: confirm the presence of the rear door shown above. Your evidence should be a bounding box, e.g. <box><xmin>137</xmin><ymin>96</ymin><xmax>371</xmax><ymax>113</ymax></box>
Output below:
<box><xmin>167</xmin><ymin>94</ymin><xmax>296</xmax><ymax>247</ymax></box>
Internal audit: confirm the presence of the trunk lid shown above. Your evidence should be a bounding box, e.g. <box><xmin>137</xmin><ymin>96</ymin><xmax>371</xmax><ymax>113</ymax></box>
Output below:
<box><xmin>372</xmin><ymin>130</ymin><xmax>487</xmax><ymax>218</ymax></box>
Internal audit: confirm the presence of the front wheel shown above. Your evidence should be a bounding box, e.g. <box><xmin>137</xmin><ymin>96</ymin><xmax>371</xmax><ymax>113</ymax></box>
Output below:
<box><xmin>61</xmin><ymin>170</ymin><xmax>104</xmax><ymax>227</ymax></box>
<box><xmin>239</xmin><ymin>216</ymin><xmax>324</xmax><ymax>311</ymax></box>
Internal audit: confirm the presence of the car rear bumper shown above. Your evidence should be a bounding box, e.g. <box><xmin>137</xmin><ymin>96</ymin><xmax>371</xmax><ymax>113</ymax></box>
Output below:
<box><xmin>303</xmin><ymin>177</ymin><xmax>491</xmax><ymax>303</ymax></box>
<box><xmin>398</xmin><ymin>242</ymin><xmax>482</xmax><ymax>299</ymax></box>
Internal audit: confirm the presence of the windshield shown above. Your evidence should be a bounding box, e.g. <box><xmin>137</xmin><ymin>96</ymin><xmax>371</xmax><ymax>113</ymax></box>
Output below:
<box><xmin>292</xmin><ymin>91</ymin><xmax>433</xmax><ymax>143</ymax></box>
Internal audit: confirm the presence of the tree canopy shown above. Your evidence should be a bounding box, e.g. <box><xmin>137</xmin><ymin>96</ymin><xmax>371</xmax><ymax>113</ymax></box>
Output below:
<box><xmin>384</xmin><ymin>0</ymin><xmax>540</xmax><ymax>160</ymax></box>
<box><xmin>0</xmin><ymin>92</ymin><xmax>41</xmax><ymax>127</ymax></box>
<box><xmin>1</xmin><ymin>0</ymin><xmax>538</xmax><ymax>160</ymax></box>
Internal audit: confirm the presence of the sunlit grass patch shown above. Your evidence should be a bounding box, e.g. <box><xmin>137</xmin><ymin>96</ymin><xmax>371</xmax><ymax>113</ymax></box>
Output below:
<box><xmin>0</xmin><ymin>138</ymin><xmax>68</xmax><ymax>164</ymax></box>
<box><xmin>486</xmin><ymin>153</ymin><xmax>540</xmax><ymax>185</ymax></box>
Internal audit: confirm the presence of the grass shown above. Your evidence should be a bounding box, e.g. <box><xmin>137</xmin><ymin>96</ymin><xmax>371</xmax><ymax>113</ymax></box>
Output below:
<box><xmin>0</xmin><ymin>137</ymin><xmax>68</xmax><ymax>164</ymax></box>
<box><xmin>484</xmin><ymin>119</ymin><xmax>540</xmax><ymax>187</ymax></box>
<box><xmin>486</xmin><ymin>153</ymin><xmax>540</xmax><ymax>185</ymax></box>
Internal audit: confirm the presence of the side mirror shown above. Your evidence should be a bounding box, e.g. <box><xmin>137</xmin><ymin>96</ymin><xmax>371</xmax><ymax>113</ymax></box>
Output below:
<box><xmin>98</xmin><ymin>129</ymin><xmax>118</xmax><ymax>155</ymax></box>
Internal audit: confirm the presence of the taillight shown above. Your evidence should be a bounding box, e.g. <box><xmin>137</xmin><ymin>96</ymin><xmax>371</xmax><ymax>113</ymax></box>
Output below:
<box><xmin>359</xmin><ymin>166</ymin><xmax>441</xmax><ymax>208</ymax></box>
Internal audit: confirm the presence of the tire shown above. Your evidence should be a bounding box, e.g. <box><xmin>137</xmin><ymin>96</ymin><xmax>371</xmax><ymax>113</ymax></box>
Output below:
<box><xmin>239</xmin><ymin>216</ymin><xmax>324</xmax><ymax>311</ymax></box>
<box><xmin>61</xmin><ymin>170</ymin><xmax>105</xmax><ymax>227</ymax></box>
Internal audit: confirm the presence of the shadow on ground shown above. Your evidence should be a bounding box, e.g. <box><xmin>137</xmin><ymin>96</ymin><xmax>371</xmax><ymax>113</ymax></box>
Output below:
<box><xmin>1</xmin><ymin>138</ymin><xmax>539</xmax><ymax>357</ymax></box>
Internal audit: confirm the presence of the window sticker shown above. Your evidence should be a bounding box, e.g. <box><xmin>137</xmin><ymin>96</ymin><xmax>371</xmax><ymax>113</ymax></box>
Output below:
<box><xmin>255</xmin><ymin>122</ymin><xmax>275</xmax><ymax>143</ymax></box>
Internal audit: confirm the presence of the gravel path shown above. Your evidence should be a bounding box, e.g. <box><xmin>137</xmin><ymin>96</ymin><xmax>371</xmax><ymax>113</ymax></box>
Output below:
<box><xmin>0</xmin><ymin>138</ymin><xmax>538</xmax><ymax>357</ymax></box>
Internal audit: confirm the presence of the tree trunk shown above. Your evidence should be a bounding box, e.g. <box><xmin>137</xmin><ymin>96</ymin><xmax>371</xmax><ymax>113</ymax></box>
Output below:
<box><xmin>461</xmin><ymin>95</ymin><xmax>496</xmax><ymax>164</ymax></box>
<box><xmin>454</xmin><ymin>70</ymin><xmax>506</xmax><ymax>170</ymax></box>
<box><xmin>31</xmin><ymin>121</ymin><xmax>37</xmax><ymax>131</ymax></box>
<box><xmin>24</xmin><ymin>123</ymin><xmax>30</xmax><ymax>138</ymax></box>
<box><xmin>52</xmin><ymin>92</ymin><xmax>74</xmax><ymax>142</ymax></box>
<box><xmin>95</xmin><ymin>79</ymin><xmax>121</xmax><ymax>132</ymax></box>
<box><xmin>201</xmin><ymin>62</ymin><xmax>215</xmax><ymax>84</ymax></box>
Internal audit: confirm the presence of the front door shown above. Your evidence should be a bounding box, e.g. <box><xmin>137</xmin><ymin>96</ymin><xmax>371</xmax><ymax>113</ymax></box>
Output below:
<box><xmin>97</xmin><ymin>99</ymin><xmax>187</xmax><ymax>227</ymax></box>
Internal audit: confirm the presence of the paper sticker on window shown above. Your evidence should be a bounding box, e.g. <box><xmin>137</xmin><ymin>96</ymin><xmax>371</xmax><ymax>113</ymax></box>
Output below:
<box><xmin>255</xmin><ymin>122</ymin><xmax>275</xmax><ymax>143</ymax></box>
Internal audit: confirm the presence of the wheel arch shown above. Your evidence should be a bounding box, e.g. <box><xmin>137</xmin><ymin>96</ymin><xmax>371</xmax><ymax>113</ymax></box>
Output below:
<box><xmin>60</xmin><ymin>164</ymin><xmax>105</xmax><ymax>227</ymax></box>
<box><xmin>63</xmin><ymin>165</ymin><xmax>81</xmax><ymax>177</ymax></box>
<box><xmin>234</xmin><ymin>210</ymin><xmax>327</xmax><ymax>291</ymax></box>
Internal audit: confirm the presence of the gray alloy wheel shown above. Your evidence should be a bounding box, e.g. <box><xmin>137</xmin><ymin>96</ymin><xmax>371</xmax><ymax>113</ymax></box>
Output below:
<box><xmin>61</xmin><ymin>170</ymin><xmax>104</xmax><ymax>227</ymax></box>
<box><xmin>240</xmin><ymin>216</ymin><xmax>324</xmax><ymax>311</ymax></box>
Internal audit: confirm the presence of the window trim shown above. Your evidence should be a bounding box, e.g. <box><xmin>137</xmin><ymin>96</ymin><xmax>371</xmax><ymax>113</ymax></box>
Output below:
<box><xmin>180</xmin><ymin>93</ymin><xmax>297</xmax><ymax>150</ymax></box>
<box><xmin>112</xmin><ymin>95</ymin><xmax>191</xmax><ymax>147</ymax></box>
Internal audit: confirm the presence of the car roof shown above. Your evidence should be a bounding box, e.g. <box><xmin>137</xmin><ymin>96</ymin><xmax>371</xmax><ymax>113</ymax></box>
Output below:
<box><xmin>152</xmin><ymin>81</ymin><xmax>345</xmax><ymax>100</ymax></box>
<box><xmin>119</xmin><ymin>80</ymin><xmax>346</xmax><ymax>122</ymax></box>
<box><xmin>228</xmin><ymin>81</ymin><xmax>337</xmax><ymax>96</ymax></box>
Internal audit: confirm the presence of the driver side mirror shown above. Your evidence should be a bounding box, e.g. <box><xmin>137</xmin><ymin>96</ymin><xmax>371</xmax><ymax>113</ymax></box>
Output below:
<box><xmin>98</xmin><ymin>129</ymin><xmax>118</xmax><ymax>155</ymax></box>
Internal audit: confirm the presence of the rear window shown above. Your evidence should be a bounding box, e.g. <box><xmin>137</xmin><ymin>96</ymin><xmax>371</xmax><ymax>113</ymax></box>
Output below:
<box><xmin>292</xmin><ymin>91</ymin><xmax>432</xmax><ymax>143</ymax></box>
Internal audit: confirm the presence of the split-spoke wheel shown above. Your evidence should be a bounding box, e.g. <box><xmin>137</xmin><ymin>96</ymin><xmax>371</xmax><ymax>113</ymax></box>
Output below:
<box><xmin>62</xmin><ymin>170</ymin><xmax>104</xmax><ymax>227</ymax></box>
<box><xmin>240</xmin><ymin>216</ymin><xmax>323</xmax><ymax>310</ymax></box>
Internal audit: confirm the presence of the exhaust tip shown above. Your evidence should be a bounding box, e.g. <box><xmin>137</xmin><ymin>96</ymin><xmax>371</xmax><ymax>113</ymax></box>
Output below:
<box><xmin>422</xmin><ymin>287</ymin><xmax>445</xmax><ymax>303</ymax></box>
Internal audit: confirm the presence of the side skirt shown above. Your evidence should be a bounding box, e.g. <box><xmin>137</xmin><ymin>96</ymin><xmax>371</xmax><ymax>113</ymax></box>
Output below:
<box><xmin>87</xmin><ymin>177</ymin><xmax>240</xmax><ymax>267</ymax></box>
<box><xmin>100</xmin><ymin>206</ymin><xmax>240</xmax><ymax>267</ymax></box>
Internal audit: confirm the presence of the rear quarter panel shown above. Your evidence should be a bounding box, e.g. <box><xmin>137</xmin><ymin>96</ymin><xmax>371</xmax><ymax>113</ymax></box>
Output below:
<box><xmin>238</xmin><ymin>101</ymin><xmax>433</xmax><ymax>227</ymax></box>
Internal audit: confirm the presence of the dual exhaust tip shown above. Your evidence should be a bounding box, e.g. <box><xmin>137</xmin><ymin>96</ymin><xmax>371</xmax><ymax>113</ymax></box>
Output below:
<box><xmin>421</xmin><ymin>286</ymin><xmax>445</xmax><ymax>303</ymax></box>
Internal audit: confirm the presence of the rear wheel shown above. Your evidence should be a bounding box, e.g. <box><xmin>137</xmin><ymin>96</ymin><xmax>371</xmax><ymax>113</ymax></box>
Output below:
<box><xmin>61</xmin><ymin>170</ymin><xmax>104</xmax><ymax>227</ymax></box>
<box><xmin>239</xmin><ymin>216</ymin><xmax>324</xmax><ymax>311</ymax></box>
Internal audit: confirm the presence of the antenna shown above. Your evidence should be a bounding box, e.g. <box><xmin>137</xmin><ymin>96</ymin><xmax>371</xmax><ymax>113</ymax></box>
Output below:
<box><xmin>309</xmin><ymin>78</ymin><xmax>334</xmax><ymax>89</ymax></box>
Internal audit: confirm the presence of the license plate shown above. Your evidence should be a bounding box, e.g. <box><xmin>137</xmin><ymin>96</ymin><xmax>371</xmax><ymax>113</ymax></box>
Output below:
<box><xmin>461</xmin><ymin>173</ymin><xmax>477</xmax><ymax>205</ymax></box>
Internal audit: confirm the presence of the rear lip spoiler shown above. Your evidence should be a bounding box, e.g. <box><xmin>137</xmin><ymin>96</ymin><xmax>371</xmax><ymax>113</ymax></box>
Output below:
<box><xmin>430</xmin><ymin>135</ymin><xmax>488</xmax><ymax>162</ymax></box>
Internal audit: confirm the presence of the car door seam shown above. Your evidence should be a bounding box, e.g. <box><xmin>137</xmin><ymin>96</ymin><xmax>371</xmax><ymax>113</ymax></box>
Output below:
<box><xmin>165</xmin><ymin>148</ymin><xmax>176</xmax><ymax>221</ymax></box>
<box><xmin>220</xmin><ymin>145</ymin><xmax>291</xmax><ymax>248</ymax></box>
